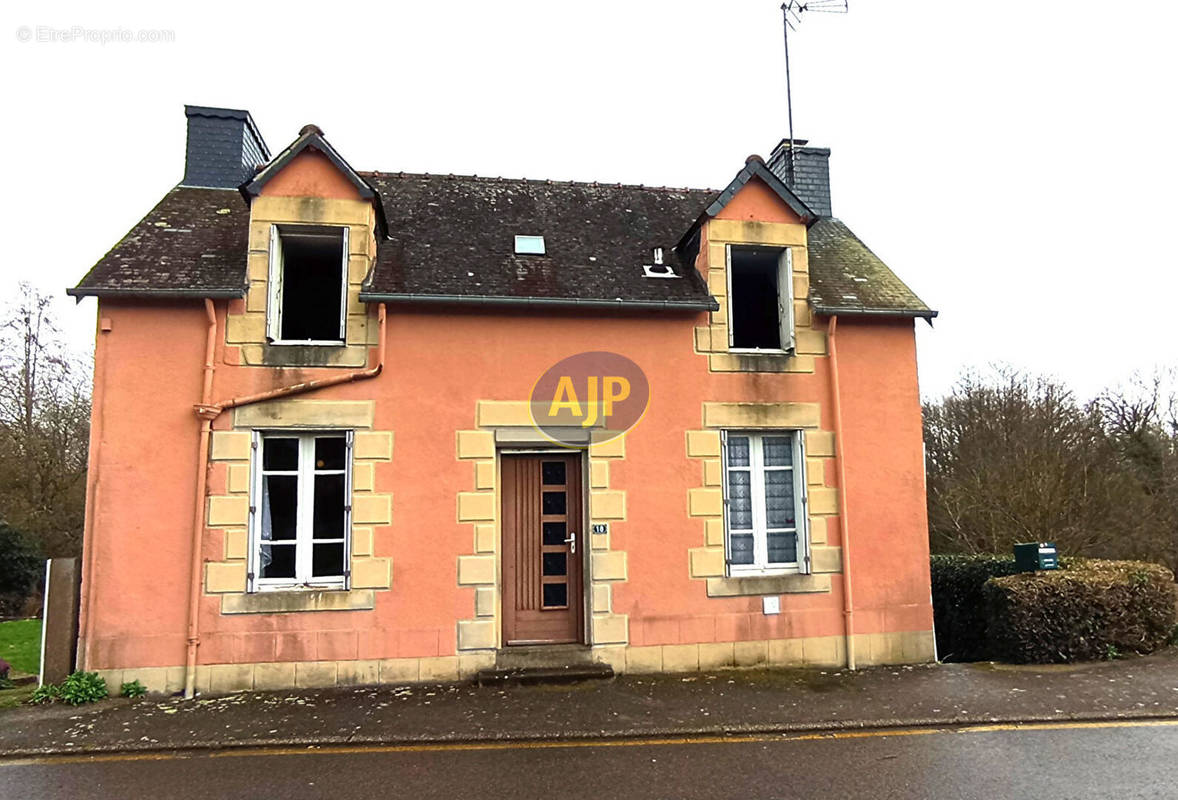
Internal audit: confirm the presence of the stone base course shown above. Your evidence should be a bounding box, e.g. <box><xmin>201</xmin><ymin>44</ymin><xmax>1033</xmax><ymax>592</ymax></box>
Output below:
<box><xmin>94</xmin><ymin>630</ymin><xmax>933</xmax><ymax>694</ymax></box>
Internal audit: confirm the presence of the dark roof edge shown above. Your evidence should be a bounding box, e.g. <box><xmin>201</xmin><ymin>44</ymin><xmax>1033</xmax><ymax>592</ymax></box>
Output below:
<box><xmin>243</xmin><ymin>129</ymin><xmax>374</xmax><ymax>200</ymax></box>
<box><xmin>66</xmin><ymin>287</ymin><xmax>246</xmax><ymax>301</ymax></box>
<box><xmin>675</xmin><ymin>157</ymin><xmax>816</xmax><ymax>253</ymax></box>
<box><xmin>358</xmin><ymin>292</ymin><xmax>719</xmax><ymax>312</ymax></box>
<box><xmin>242</xmin><ymin>128</ymin><xmax>387</xmax><ymax>237</ymax></box>
<box><xmin>704</xmin><ymin>157</ymin><xmax>816</xmax><ymax>224</ymax></box>
<box><xmin>812</xmin><ymin>304</ymin><xmax>939</xmax><ymax>320</ymax></box>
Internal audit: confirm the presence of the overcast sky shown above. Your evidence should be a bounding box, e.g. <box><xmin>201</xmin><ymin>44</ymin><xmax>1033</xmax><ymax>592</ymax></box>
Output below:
<box><xmin>3</xmin><ymin>0</ymin><xmax>1175</xmax><ymax>400</ymax></box>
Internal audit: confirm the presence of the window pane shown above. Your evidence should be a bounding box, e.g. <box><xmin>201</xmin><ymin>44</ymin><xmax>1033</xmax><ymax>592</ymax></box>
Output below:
<box><xmin>764</xmin><ymin>470</ymin><xmax>796</xmax><ymax>528</ymax></box>
<box><xmin>542</xmin><ymin>583</ymin><xmax>567</xmax><ymax>608</ymax></box>
<box><xmin>542</xmin><ymin>553</ymin><xmax>567</xmax><ymax>576</ymax></box>
<box><xmin>263</xmin><ymin>438</ymin><xmax>299</xmax><ymax>471</ymax></box>
<box><xmin>727</xmin><ymin>436</ymin><xmax>750</xmax><ymax>467</ymax></box>
<box><xmin>542</xmin><ymin>491</ymin><xmax>566</xmax><ymax>515</ymax></box>
<box><xmin>762</xmin><ymin>436</ymin><xmax>793</xmax><ymax>467</ymax></box>
<box><xmin>315</xmin><ymin>437</ymin><xmax>346</xmax><ymax>470</ymax></box>
<box><xmin>727</xmin><ymin>470</ymin><xmax>753</xmax><ymax>530</ymax></box>
<box><xmin>542</xmin><ymin>522</ymin><xmax>566</xmax><ymax>546</ymax></box>
<box><xmin>263</xmin><ymin>475</ymin><xmax>298</xmax><ymax>540</ymax></box>
<box><xmin>728</xmin><ymin>533</ymin><xmax>755</xmax><ymax>565</ymax></box>
<box><xmin>313</xmin><ymin>474</ymin><xmax>345</xmax><ymax>539</ymax></box>
<box><xmin>312</xmin><ymin>543</ymin><xmax>345</xmax><ymax>577</ymax></box>
<box><xmin>767</xmin><ymin>531</ymin><xmax>798</xmax><ymax>564</ymax></box>
<box><xmin>542</xmin><ymin>461</ymin><xmax>566</xmax><ymax>485</ymax></box>
<box><xmin>260</xmin><ymin>543</ymin><xmax>296</xmax><ymax>579</ymax></box>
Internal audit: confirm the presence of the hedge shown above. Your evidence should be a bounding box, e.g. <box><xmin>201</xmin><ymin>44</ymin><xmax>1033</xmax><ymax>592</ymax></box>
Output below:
<box><xmin>0</xmin><ymin>524</ymin><xmax>41</xmax><ymax>617</ymax></box>
<box><xmin>929</xmin><ymin>554</ymin><xmax>1023</xmax><ymax>662</ymax></box>
<box><xmin>983</xmin><ymin>560</ymin><xmax>1178</xmax><ymax>664</ymax></box>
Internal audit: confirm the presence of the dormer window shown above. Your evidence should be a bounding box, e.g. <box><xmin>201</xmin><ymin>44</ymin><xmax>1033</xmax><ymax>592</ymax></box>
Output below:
<box><xmin>266</xmin><ymin>225</ymin><xmax>348</xmax><ymax>345</ymax></box>
<box><xmin>727</xmin><ymin>245</ymin><xmax>795</xmax><ymax>352</ymax></box>
<box><xmin>514</xmin><ymin>235</ymin><xmax>546</xmax><ymax>255</ymax></box>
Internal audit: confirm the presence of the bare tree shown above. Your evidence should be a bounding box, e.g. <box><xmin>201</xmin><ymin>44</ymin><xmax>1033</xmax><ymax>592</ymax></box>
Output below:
<box><xmin>924</xmin><ymin>367</ymin><xmax>1164</xmax><ymax>564</ymax></box>
<box><xmin>0</xmin><ymin>283</ymin><xmax>90</xmax><ymax>557</ymax></box>
<box><xmin>1092</xmin><ymin>370</ymin><xmax>1178</xmax><ymax>567</ymax></box>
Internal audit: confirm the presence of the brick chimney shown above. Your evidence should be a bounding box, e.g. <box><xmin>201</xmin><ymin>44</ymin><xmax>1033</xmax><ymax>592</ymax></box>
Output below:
<box><xmin>180</xmin><ymin>105</ymin><xmax>270</xmax><ymax>189</ymax></box>
<box><xmin>767</xmin><ymin>139</ymin><xmax>832</xmax><ymax>218</ymax></box>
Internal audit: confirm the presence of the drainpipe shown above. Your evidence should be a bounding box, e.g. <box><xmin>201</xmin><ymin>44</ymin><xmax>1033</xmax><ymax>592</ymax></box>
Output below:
<box><xmin>182</xmin><ymin>304</ymin><xmax>387</xmax><ymax>698</ymax></box>
<box><xmin>827</xmin><ymin>315</ymin><xmax>856</xmax><ymax>671</ymax></box>
<box><xmin>183</xmin><ymin>300</ymin><xmax>219</xmax><ymax>699</ymax></box>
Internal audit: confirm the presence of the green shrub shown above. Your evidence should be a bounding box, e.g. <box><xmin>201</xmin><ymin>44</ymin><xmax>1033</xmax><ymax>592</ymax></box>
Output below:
<box><xmin>32</xmin><ymin>671</ymin><xmax>108</xmax><ymax>706</ymax></box>
<box><xmin>120</xmin><ymin>680</ymin><xmax>146</xmax><ymax>698</ymax></box>
<box><xmin>58</xmin><ymin>671</ymin><xmax>107</xmax><ymax>705</ymax></box>
<box><xmin>930</xmin><ymin>554</ymin><xmax>1023</xmax><ymax>661</ymax></box>
<box><xmin>983</xmin><ymin>560</ymin><xmax>1178</xmax><ymax>663</ymax></box>
<box><xmin>30</xmin><ymin>683</ymin><xmax>60</xmax><ymax>704</ymax></box>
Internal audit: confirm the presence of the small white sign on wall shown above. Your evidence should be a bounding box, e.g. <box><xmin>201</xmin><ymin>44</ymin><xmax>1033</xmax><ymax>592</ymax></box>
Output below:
<box><xmin>762</xmin><ymin>595</ymin><xmax>781</xmax><ymax>615</ymax></box>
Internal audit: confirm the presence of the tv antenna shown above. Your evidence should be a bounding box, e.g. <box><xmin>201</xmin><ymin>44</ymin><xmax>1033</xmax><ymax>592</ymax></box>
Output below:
<box><xmin>781</xmin><ymin>1</ymin><xmax>848</xmax><ymax>181</ymax></box>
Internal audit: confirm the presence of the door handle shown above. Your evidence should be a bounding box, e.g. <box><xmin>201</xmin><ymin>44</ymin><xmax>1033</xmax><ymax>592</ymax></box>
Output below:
<box><xmin>565</xmin><ymin>534</ymin><xmax>576</xmax><ymax>555</ymax></box>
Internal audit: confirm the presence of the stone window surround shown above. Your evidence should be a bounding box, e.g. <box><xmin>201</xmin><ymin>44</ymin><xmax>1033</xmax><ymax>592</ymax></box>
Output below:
<box><xmin>224</xmin><ymin>196</ymin><xmax>380</xmax><ymax>369</ymax></box>
<box><xmin>204</xmin><ymin>398</ymin><xmax>394</xmax><ymax>614</ymax></box>
<box><xmin>694</xmin><ymin>219</ymin><xmax>828</xmax><ymax>373</ymax></box>
<box><xmin>686</xmin><ymin>402</ymin><xmax>842</xmax><ymax>598</ymax></box>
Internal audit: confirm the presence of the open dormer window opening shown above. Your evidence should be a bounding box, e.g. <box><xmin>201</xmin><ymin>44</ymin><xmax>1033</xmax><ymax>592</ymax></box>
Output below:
<box><xmin>727</xmin><ymin>245</ymin><xmax>795</xmax><ymax>352</ymax></box>
<box><xmin>266</xmin><ymin>225</ymin><xmax>349</xmax><ymax>344</ymax></box>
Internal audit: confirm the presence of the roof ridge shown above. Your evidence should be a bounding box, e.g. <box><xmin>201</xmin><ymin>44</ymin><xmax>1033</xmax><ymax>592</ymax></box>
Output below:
<box><xmin>357</xmin><ymin>170</ymin><xmax>719</xmax><ymax>195</ymax></box>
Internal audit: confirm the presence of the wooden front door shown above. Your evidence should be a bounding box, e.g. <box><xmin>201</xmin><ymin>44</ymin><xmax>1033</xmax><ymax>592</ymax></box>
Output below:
<box><xmin>501</xmin><ymin>454</ymin><xmax>584</xmax><ymax>645</ymax></box>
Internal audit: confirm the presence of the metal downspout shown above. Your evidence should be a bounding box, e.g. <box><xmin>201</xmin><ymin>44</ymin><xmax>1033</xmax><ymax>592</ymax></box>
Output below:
<box><xmin>828</xmin><ymin>315</ymin><xmax>856</xmax><ymax>670</ymax></box>
<box><xmin>183</xmin><ymin>304</ymin><xmax>387</xmax><ymax>698</ymax></box>
<box><xmin>184</xmin><ymin>299</ymin><xmax>219</xmax><ymax>699</ymax></box>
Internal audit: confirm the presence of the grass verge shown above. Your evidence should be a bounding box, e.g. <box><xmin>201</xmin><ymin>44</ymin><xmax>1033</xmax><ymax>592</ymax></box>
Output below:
<box><xmin>0</xmin><ymin>618</ymin><xmax>42</xmax><ymax>675</ymax></box>
<box><xmin>0</xmin><ymin>683</ymin><xmax>37</xmax><ymax>709</ymax></box>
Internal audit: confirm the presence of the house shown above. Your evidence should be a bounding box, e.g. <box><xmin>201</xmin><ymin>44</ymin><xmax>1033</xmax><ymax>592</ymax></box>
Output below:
<box><xmin>69</xmin><ymin>105</ymin><xmax>937</xmax><ymax>695</ymax></box>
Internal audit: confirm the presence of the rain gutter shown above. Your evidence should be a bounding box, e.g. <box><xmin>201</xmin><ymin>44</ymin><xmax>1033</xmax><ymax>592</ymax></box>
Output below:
<box><xmin>357</xmin><ymin>292</ymin><xmax>719</xmax><ymax>312</ymax></box>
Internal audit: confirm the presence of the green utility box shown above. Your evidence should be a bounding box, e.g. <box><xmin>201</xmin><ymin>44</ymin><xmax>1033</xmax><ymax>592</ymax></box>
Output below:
<box><xmin>1014</xmin><ymin>542</ymin><xmax>1058</xmax><ymax>572</ymax></box>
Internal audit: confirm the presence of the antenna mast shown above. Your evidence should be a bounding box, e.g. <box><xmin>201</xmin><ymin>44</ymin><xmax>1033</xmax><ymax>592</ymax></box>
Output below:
<box><xmin>780</xmin><ymin>1</ymin><xmax>848</xmax><ymax>182</ymax></box>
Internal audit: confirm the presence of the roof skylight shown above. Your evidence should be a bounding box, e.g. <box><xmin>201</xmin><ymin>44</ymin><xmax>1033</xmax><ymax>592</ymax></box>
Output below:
<box><xmin>514</xmin><ymin>235</ymin><xmax>546</xmax><ymax>255</ymax></box>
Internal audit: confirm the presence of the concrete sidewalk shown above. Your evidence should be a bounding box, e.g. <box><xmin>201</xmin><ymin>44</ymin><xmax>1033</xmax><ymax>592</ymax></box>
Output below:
<box><xmin>3</xmin><ymin>649</ymin><xmax>1178</xmax><ymax>757</ymax></box>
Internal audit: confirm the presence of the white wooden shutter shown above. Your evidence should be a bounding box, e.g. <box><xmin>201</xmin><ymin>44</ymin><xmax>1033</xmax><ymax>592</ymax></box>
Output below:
<box><xmin>778</xmin><ymin>248</ymin><xmax>796</xmax><ymax>353</ymax></box>
<box><xmin>338</xmin><ymin>227</ymin><xmax>350</xmax><ymax>341</ymax></box>
<box><xmin>247</xmin><ymin>431</ymin><xmax>261</xmax><ymax>592</ymax></box>
<box><xmin>794</xmin><ymin>430</ymin><xmax>812</xmax><ymax>574</ymax></box>
<box><xmin>343</xmin><ymin>430</ymin><xmax>354</xmax><ymax>589</ymax></box>
<box><xmin>266</xmin><ymin>225</ymin><xmax>283</xmax><ymax>342</ymax></box>
<box><xmin>719</xmin><ymin>429</ymin><xmax>731</xmax><ymax>571</ymax></box>
<box><xmin>725</xmin><ymin>245</ymin><xmax>736</xmax><ymax>349</ymax></box>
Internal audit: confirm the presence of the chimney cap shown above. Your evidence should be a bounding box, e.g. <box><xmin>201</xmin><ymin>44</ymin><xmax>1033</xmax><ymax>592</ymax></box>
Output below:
<box><xmin>299</xmin><ymin>124</ymin><xmax>324</xmax><ymax>137</ymax></box>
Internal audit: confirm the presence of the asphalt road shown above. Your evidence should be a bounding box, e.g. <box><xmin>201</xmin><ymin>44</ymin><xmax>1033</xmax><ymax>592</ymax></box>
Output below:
<box><xmin>3</xmin><ymin>720</ymin><xmax>1177</xmax><ymax>799</ymax></box>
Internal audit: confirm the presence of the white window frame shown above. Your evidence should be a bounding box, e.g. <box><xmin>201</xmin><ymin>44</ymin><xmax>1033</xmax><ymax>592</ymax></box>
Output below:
<box><xmin>514</xmin><ymin>234</ymin><xmax>546</xmax><ymax>255</ymax></box>
<box><xmin>720</xmin><ymin>430</ymin><xmax>810</xmax><ymax>576</ymax></box>
<box><xmin>725</xmin><ymin>245</ymin><xmax>796</xmax><ymax>354</ymax></box>
<box><xmin>265</xmin><ymin>224</ymin><xmax>350</xmax><ymax>346</ymax></box>
<box><xmin>247</xmin><ymin>430</ymin><xmax>354</xmax><ymax>592</ymax></box>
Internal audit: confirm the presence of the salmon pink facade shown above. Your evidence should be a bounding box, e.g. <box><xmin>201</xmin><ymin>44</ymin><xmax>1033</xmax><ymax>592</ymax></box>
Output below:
<box><xmin>70</xmin><ymin>106</ymin><xmax>938</xmax><ymax>694</ymax></box>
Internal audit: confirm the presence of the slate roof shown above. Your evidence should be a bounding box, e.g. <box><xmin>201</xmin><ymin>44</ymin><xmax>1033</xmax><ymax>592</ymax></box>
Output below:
<box><xmin>71</xmin><ymin>172</ymin><xmax>935</xmax><ymax>318</ymax></box>
<box><xmin>807</xmin><ymin>219</ymin><xmax>935</xmax><ymax>318</ymax></box>
<box><xmin>360</xmin><ymin>174</ymin><xmax>717</xmax><ymax>309</ymax></box>
<box><xmin>69</xmin><ymin>187</ymin><xmax>248</xmax><ymax>299</ymax></box>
